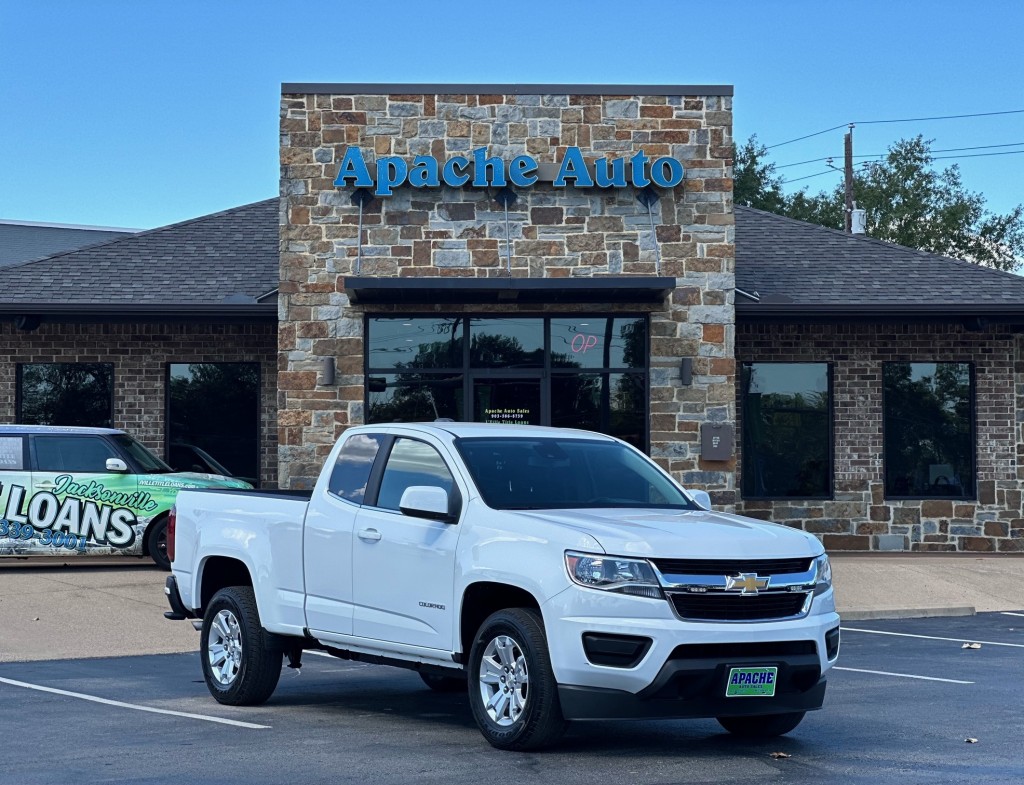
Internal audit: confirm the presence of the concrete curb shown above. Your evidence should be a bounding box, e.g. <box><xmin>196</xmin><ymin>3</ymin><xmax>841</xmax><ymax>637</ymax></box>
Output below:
<box><xmin>840</xmin><ymin>606</ymin><xmax>976</xmax><ymax>621</ymax></box>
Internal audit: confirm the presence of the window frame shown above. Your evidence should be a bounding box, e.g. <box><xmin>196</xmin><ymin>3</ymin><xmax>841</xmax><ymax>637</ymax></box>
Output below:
<box><xmin>881</xmin><ymin>360</ymin><xmax>976</xmax><ymax>501</ymax></box>
<box><xmin>363</xmin><ymin>314</ymin><xmax>651</xmax><ymax>452</ymax></box>
<box><xmin>164</xmin><ymin>361</ymin><xmax>262</xmax><ymax>484</ymax></box>
<box><xmin>740</xmin><ymin>361</ymin><xmax>834</xmax><ymax>501</ymax></box>
<box><xmin>16</xmin><ymin>362</ymin><xmax>115</xmax><ymax>428</ymax></box>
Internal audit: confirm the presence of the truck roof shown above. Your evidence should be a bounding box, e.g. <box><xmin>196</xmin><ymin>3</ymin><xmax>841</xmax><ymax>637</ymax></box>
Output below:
<box><xmin>349</xmin><ymin>422</ymin><xmax>618</xmax><ymax>441</ymax></box>
<box><xmin>0</xmin><ymin>424</ymin><xmax>124</xmax><ymax>436</ymax></box>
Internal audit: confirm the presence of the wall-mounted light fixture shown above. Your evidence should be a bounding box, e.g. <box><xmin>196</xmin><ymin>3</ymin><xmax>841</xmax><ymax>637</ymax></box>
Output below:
<box><xmin>350</xmin><ymin>188</ymin><xmax>374</xmax><ymax>275</ymax></box>
<box><xmin>635</xmin><ymin>185</ymin><xmax>662</xmax><ymax>276</ymax></box>
<box><xmin>493</xmin><ymin>186</ymin><xmax>518</xmax><ymax>277</ymax></box>
<box><xmin>320</xmin><ymin>356</ymin><xmax>336</xmax><ymax>386</ymax></box>
<box><xmin>679</xmin><ymin>357</ymin><xmax>693</xmax><ymax>386</ymax></box>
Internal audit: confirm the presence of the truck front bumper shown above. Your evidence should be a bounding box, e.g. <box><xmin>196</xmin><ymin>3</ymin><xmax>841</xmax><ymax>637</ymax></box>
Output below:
<box><xmin>542</xmin><ymin>584</ymin><xmax>839</xmax><ymax>720</ymax></box>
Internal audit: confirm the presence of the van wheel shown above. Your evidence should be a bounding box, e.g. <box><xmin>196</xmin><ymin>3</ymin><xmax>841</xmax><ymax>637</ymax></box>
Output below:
<box><xmin>146</xmin><ymin>518</ymin><xmax>171</xmax><ymax>571</ymax></box>
<box><xmin>468</xmin><ymin>608</ymin><xmax>566</xmax><ymax>751</ymax></box>
<box><xmin>200</xmin><ymin>586</ymin><xmax>282</xmax><ymax>706</ymax></box>
<box><xmin>420</xmin><ymin>672</ymin><xmax>466</xmax><ymax>693</ymax></box>
<box><xmin>717</xmin><ymin>711</ymin><xmax>806</xmax><ymax>737</ymax></box>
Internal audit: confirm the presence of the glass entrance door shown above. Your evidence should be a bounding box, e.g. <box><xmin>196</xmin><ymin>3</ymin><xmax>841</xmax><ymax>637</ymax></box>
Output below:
<box><xmin>472</xmin><ymin>376</ymin><xmax>542</xmax><ymax>426</ymax></box>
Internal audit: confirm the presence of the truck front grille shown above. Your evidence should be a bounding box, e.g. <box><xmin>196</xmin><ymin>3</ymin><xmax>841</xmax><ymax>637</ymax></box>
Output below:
<box><xmin>653</xmin><ymin>557</ymin><xmax>813</xmax><ymax>576</ymax></box>
<box><xmin>668</xmin><ymin>591</ymin><xmax>809</xmax><ymax>621</ymax></box>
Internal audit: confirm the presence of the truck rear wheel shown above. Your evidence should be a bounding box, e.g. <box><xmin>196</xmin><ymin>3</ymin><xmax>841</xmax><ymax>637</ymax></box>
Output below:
<box><xmin>717</xmin><ymin>711</ymin><xmax>806</xmax><ymax>738</ymax></box>
<box><xmin>200</xmin><ymin>586</ymin><xmax>282</xmax><ymax>706</ymax></box>
<box><xmin>468</xmin><ymin>608</ymin><xmax>566</xmax><ymax>751</ymax></box>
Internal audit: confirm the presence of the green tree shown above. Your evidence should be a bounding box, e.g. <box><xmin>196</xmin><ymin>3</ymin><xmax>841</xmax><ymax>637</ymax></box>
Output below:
<box><xmin>734</xmin><ymin>135</ymin><xmax>1024</xmax><ymax>271</ymax></box>
<box><xmin>733</xmin><ymin>135</ymin><xmax>787</xmax><ymax>213</ymax></box>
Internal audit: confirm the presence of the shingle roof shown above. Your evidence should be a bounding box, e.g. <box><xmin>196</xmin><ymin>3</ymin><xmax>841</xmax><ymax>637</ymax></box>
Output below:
<box><xmin>0</xmin><ymin>222</ymin><xmax>134</xmax><ymax>266</ymax></box>
<box><xmin>2</xmin><ymin>199</ymin><xmax>1020</xmax><ymax>321</ymax></box>
<box><xmin>734</xmin><ymin>205</ymin><xmax>1024</xmax><ymax>317</ymax></box>
<box><xmin>0</xmin><ymin>199</ymin><xmax>278</xmax><ymax>317</ymax></box>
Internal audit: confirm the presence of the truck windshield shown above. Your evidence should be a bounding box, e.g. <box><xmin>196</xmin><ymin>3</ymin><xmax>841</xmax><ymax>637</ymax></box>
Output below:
<box><xmin>112</xmin><ymin>434</ymin><xmax>174</xmax><ymax>473</ymax></box>
<box><xmin>455</xmin><ymin>437</ymin><xmax>700</xmax><ymax>511</ymax></box>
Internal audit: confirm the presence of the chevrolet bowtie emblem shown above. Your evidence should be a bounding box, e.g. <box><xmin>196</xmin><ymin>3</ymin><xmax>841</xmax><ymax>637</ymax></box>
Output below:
<box><xmin>725</xmin><ymin>573</ymin><xmax>770</xmax><ymax>594</ymax></box>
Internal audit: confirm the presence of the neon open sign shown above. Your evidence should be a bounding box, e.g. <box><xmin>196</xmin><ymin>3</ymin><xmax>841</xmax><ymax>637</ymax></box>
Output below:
<box><xmin>334</xmin><ymin>146</ymin><xmax>685</xmax><ymax>197</ymax></box>
<box><xmin>570</xmin><ymin>334</ymin><xmax>600</xmax><ymax>354</ymax></box>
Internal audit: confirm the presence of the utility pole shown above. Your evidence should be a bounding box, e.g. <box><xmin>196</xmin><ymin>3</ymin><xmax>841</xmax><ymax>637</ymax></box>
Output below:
<box><xmin>844</xmin><ymin>124</ymin><xmax>854</xmax><ymax>233</ymax></box>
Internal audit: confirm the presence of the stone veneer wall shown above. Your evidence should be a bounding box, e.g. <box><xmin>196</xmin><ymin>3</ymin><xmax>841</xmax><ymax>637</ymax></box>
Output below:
<box><xmin>0</xmin><ymin>322</ymin><xmax>279</xmax><ymax>487</ymax></box>
<box><xmin>278</xmin><ymin>88</ymin><xmax>736</xmax><ymax>491</ymax></box>
<box><xmin>735</xmin><ymin>322</ymin><xmax>1023</xmax><ymax>552</ymax></box>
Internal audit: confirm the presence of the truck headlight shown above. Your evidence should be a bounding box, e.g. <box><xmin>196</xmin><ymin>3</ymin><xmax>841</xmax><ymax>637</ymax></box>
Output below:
<box><xmin>813</xmin><ymin>554</ymin><xmax>832</xmax><ymax>595</ymax></box>
<box><xmin>565</xmin><ymin>551</ymin><xmax>663</xmax><ymax>599</ymax></box>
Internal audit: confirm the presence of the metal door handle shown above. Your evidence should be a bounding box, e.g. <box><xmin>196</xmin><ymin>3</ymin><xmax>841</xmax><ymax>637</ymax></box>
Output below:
<box><xmin>357</xmin><ymin>528</ymin><xmax>381</xmax><ymax>542</ymax></box>
<box><xmin>35</xmin><ymin>482</ymin><xmax>56</xmax><ymax>491</ymax></box>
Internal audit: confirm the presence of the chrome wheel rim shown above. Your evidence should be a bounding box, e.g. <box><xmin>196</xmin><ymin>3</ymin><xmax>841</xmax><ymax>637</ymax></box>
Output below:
<box><xmin>478</xmin><ymin>634</ymin><xmax>529</xmax><ymax>726</ymax></box>
<box><xmin>207</xmin><ymin>609</ymin><xmax>243</xmax><ymax>686</ymax></box>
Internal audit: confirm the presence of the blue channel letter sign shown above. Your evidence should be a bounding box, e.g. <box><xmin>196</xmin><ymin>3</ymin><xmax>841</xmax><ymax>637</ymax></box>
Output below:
<box><xmin>334</xmin><ymin>146</ymin><xmax>685</xmax><ymax>197</ymax></box>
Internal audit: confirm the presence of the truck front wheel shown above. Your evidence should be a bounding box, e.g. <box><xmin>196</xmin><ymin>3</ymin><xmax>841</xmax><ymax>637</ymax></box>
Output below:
<box><xmin>200</xmin><ymin>586</ymin><xmax>282</xmax><ymax>706</ymax></box>
<box><xmin>717</xmin><ymin>711</ymin><xmax>806</xmax><ymax>738</ymax></box>
<box><xmin>468</xmin><ymin>608</ymin><xmax>566</xmax><ymax>751</ymax></box>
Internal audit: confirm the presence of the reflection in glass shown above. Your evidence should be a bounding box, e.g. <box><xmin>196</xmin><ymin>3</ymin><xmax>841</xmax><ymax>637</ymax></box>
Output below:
<box><xmin>168</xmin><ymin>363</ymin><xmax>260</xmax><ymax>483</ymax></box>
<box><xmin>550</xmin><ymin>318</ymin><xmax>646</xmax><ymax>369</ymax></box>
<box><xmin>18</xmin><ymin>363</ymin><xmax>113</xmax><ymax>427</ymax></box>
<box><xmin>470</xmin><ymin>318</ymin><xmax>544</xmax><ymax>368</ymax></box>
<box><xmin>377</xmin><ymin>438</ymin><xmax>455</xmax><ymax>510</ymax></box>
<box><xmin>329</xmin><ymin>434</ymin><xmax>382</xmax><ymax>503</ymax></box>
<box><xmin>368</xmin><ymin>318</ymin><xmax>463</xmax><ymax>370</ymax></box>
<box><xmin>367</xmin><ymin>374</ymin><xmax>463</xmax><ymax>423</ymax></box>
<box><xmin>883</xmin><ymin>362</ymin><xmax>973</xmax><ymax>498</ymax></box>
<box><xmin>742</xmin><ymin>363</ymin><xmax>830</xmax><ymax>498</ymax></box>
<box><xmin>551</xmin><ymin>373</ymin><xmax>646</xmax><ymax>449</ymax></box>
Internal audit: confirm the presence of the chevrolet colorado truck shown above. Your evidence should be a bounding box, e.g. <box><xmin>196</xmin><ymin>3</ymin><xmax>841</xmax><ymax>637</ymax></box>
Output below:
<box><xmin>165</xmin><ymin>423</ymin><xmax>839</xmax><ymax>750</ymax></box>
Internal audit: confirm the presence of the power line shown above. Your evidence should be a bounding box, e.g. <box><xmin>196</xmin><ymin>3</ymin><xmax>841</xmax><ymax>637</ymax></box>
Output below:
<box><xmin>782</xmin><ymin>169</ymin><xmax>842</xmax><ymax>184</ymax></box>
<box><xmin>777</xmin><ymin>142</ymin><xmax>1024</xmax><ymax>169</ymax></box>
<box><xmin>766</xmin><ymin>109</ymin><xmax>1024</xmax><ymax>150</ymax></box>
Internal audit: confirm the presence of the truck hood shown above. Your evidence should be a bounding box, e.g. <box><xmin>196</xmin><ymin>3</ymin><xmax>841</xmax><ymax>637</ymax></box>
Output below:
<box><xmin>515</xmin><ymin>508</ymin><xmax>820</xmax><ymax>559</ymax></box>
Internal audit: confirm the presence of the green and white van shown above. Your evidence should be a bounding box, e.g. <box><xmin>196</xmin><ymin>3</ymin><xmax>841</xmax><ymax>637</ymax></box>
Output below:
<box><xmin>0</xmin><ymin>425</ymin><xmax>251</xmax><ymax>569</ymax></box>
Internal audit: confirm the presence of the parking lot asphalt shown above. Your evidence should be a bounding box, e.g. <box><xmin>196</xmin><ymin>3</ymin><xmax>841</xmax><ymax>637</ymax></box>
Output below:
<box><xmin>1</xmin><ymin>612</ymin><xmax>1021</xmax><ymax>785</ymax></box>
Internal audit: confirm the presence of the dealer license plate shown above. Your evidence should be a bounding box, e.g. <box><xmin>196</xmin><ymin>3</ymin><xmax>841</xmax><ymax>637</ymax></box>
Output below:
<box><xmin>726</xmin><ymin>666</ymin><xmax>778</xmax><ymax>697</ymax></box>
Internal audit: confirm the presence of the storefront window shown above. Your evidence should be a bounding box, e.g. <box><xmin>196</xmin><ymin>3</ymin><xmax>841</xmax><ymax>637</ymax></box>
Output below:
<box><xmin>366</xmin><ymin>316</ymin><xmax>649</xmax><ymax>450</ymax></box>
<box><xmin>883</xmin><ymin>362</ymin><xmax>974</xmax><ymax>499</ymax></box>
<box><xmin>18</xmin><ymin>363</ymin><xmax>114</xmax><ymax>427</ymax></box>
<box><xmin>741</xmin><ymin>363</ymin><xmax>831</xmax><ymax>498</ymax></box>
<box><xmin>167</xmin><ymin>363</ymin><xmax>260</xmax><ymax>484</ymax></box>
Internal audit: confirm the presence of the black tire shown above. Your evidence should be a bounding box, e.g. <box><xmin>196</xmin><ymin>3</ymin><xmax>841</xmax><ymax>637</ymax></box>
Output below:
<box><xmin>146</xmin><ymin>517</ymin><xmax>170</xmax><ymax>571</ymax></box>
<box><xmin>200</xmin><ymin>586</ymin><xmax>282</xmax><ymax>706</ymax></box>
<box><xmin>717</xmin><ymin>711</ymin><xmax>806</xmax><ymax>738</ymax></box>
<box><xmin>420</xmin><ymin>671</ymin><xmax>467</xmax><ymax>693</ymax></box>
<box><xmin>467</xmin><ymin>608</ymin><xmax>566</xmax><ymax>751</ymax></box>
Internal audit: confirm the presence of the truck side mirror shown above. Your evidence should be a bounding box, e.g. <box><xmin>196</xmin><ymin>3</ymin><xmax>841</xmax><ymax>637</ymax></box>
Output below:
<box><xmin>686</xmin><ymin>489</ymin><xmax>712</xmax><ymax>510</ymax></box>
<box><xmin>106</xmin><ymin>458</ymin><xmax>129</xmax><ymax>473</ymax></box>
<box><xmin>399</xmin><ymin>486</ymin><xmax>457</xmax><ymax>523</ymax></box>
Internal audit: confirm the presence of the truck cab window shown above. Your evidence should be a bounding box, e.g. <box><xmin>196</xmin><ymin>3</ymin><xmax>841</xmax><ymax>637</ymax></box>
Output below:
<box><xmin>375</xmin><ymin>438</ymin><xmax>454</xmax><ymax>511</ymax></box>
<box><xmin>328</xmin><ymin>433</ymin><xmax>384</xmax><ymax>504</ymax></box>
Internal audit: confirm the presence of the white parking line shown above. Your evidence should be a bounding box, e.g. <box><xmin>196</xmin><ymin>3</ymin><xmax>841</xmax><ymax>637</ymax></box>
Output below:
<box><xmin>841</xmin><ymin>627</ymin><xmax>1024</xmax><ymax>648</ymax></box>
<box><xmin>833</xmin><ymin>666</ymin><xmax>973</xmax><ymax>684</ymax></box>
<box><xmin>1000</xmin><ymin>612</ymin><xmax>1024</xmax><ymax>618</ymax></box>
<box><xmin>0</xmin><ymin>676</ymin><xmax>270</xmax><ymax>729</ymax></box>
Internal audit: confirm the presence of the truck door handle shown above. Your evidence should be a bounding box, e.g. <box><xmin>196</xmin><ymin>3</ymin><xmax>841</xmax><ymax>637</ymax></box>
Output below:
<box><xmin>35</xmin><ymin>482</ymin><xmax>56</xmax><ymax>491</ymax></box>
<box><xmin>357</xmin><ymin>528</ymin><xmax>381</xmax><ymax>542</ymax></box>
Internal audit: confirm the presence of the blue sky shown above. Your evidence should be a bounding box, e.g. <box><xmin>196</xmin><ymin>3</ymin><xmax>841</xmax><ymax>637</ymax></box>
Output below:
<box><xmin>2</xmin><ymin>0</ymin><xmax>1022</xmax><ymax>229</ymax></box>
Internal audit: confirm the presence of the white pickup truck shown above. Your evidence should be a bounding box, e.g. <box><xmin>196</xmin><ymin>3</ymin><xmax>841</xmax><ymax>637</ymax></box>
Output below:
<box><xmin>165</xmin><ymin>423</ymin><xmax>839</xmax><ymax>750</ymax></box>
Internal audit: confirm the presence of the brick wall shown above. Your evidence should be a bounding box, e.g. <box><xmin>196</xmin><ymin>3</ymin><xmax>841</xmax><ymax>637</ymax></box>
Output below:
<box><xmin>279</xmin><ymin>88</ymin><xmax>736</xmax><ymax>490</ymax></box>
<box><xmin>0</xmin><ymin>322</ymin><xmax>279</xmax><ymax>487</ymax></box>
<box><xmin>735</xmin><ymin>322</ymin><xmax>1023</xmax><ymax>552</ymax></box>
